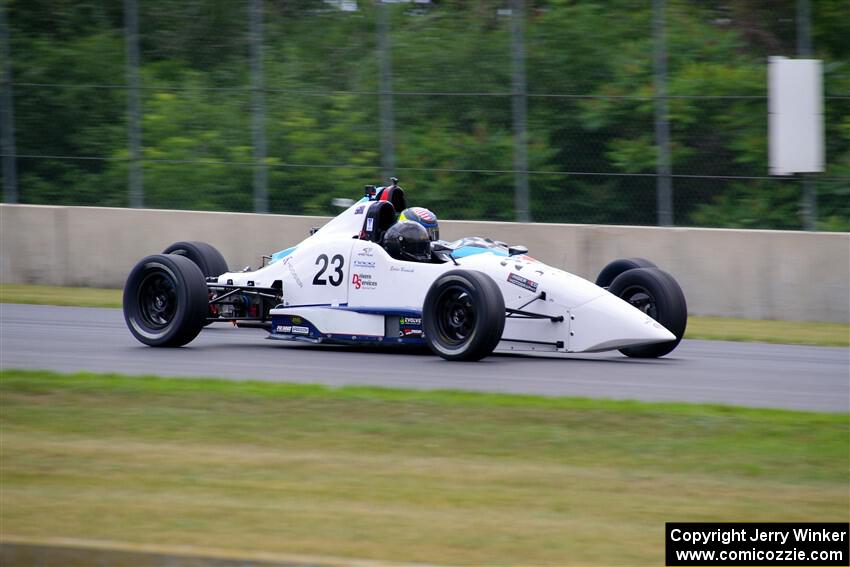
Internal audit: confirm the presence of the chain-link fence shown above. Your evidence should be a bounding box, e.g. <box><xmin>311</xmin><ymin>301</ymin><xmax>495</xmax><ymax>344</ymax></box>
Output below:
<box><xmin>2</xmin><ymin>0</ymin><xmax>849</xmax><ymax>230</ymax></box>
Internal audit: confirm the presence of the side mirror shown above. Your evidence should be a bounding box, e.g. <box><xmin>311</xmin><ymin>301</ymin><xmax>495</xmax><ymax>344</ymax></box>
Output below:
<box><xmin>508</xmin><ymin>245</ymin><xmax>528</xmax><ymax>256</ymax></box>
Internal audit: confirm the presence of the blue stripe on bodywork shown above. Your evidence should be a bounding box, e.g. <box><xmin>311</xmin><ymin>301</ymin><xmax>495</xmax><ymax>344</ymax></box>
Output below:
<box><xmin>268</xmin><ymin>333</ymin><xmax>425</xmax><ymax>346</ymax></box>
<box><xmin>332</xmin><ymin>306</ymin><xmax>422</xmax><ymax>318</ymax></box>
<box><xmin>269</xmin><ymin>246</ymin><xmax>296</xmax><ymax>264</ymax></box>
<box><xmin>269</xmin><ymin>310</ymin><xmax>425</xmax><ymax>346</ymax></box>
<box><xmin>327</xmin><ymin>334</ymin><xmax>425</xmax><ymax>346</ymax></box>
<box><xmin>276</xmin><ymin>304</ymin><xmax>420</xmax><ymax>318</ymax></box>
<box><xmin>271</xmin><ymin>242</ymin><xmax>504</xmax><ymax>264</ymax></box>
<box><xmin>451</xmin><ymin>245</ymin><xmax>509</xmax><ymax>259</ymax></box>
<box><xmin>276</xmin><ymin>302</ymin><xmax>347</xmax><ymax>309</ymax></box>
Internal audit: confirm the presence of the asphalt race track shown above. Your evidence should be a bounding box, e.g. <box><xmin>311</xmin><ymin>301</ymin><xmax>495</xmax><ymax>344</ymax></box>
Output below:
<box><xmin>1</xmin><ymin>303</ymin><xmax>848</xmax><ymax>412</ymax></box>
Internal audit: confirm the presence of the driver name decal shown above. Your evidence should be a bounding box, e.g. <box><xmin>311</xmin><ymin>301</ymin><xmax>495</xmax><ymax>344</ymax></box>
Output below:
<box><xmin>507</xmin><ymin>273</ymin><xmax>538</xmax><ymax>292</ymax></box>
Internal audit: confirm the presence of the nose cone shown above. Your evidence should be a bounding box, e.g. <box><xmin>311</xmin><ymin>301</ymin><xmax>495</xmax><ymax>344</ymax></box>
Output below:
<box><xmin>568</xmin><ymin>292</ymin><xmax>676</xmax><ymax>353</ymax></box>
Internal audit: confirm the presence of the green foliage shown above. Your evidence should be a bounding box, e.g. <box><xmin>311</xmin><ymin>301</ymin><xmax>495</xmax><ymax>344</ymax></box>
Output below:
<box><xmin>11</xmin><ymin>26</ymin><xmax>127</xmax><ymax>206</ymax></box>
<box><xmin>6</xmin><ymin>0</ymin><xmax>849</xmax><ymax>230</ymax></box>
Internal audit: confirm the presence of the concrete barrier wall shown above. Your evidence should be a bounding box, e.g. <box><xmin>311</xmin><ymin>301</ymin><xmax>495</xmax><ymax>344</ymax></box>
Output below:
<box><xmin>2</xmin><ymin>204</ymin><xmax>848</xmax><ymax>322</ymax></box>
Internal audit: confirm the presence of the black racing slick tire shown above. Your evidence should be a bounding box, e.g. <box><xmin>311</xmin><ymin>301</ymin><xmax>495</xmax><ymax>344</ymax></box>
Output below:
<box><xmin>123</xmin><ymin>254</ymin><xmax>209</xmax><ymax>347</ymax></box>
<box><xmin>608</xmin><ymin>267</ymin><xmax>687</xmax><ymax>358</ymax></box>
<box><xmin>162</xmin><ymin>241</ymin><xmax>229</xmax><ymax>279</ymax></box>
<box><xmin>595</xmin><ymin>257</ymin><xmax>657</xmax><ymax>289</ymax></box>
<box><xmin>423</xmin><ymin>270</ymin><xmax>505</xmax><ymax>361</ymax></box>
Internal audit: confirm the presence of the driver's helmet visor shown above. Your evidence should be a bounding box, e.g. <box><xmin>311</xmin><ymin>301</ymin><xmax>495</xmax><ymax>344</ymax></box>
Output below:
<box><xmin>402</xmin><ymin>239</ymin><xmax>432</xmax><ymax>261</ymax></box>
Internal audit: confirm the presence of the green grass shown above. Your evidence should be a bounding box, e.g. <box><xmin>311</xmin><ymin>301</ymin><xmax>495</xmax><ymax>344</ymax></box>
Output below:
<box><xmin>0</xmin><ymin>284</ymin><xmax>123</xmax><ymax>309</ymax></box>
<box><xmin>1</xmin><ymin>283</ymin><xmax>848</xmax><ymax>347</ymax></box>
<box><xmin>2</xmin><ymin>369</ymin><xmax>847</xmax><ymax>565</ymax></box>
<box><xmin>686</xmin><ymin>316</ymin><xmax>849</xmax><ymax>347</ymax></box>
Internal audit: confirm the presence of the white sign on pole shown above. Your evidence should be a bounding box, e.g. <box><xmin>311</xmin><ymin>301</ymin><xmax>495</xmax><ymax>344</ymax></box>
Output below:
<box><xmin>768</xmin><ymin>56</ymin><xmax>824</xmax><ymax>175</ymax></box>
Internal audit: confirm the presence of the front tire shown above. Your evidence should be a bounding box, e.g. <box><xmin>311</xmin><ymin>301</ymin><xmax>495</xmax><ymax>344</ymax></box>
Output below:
<box><xmin>608</xmin><ymin>267</ymin><xmax>687</xmax><ymax>358</ymax></box>
<box><xmin>123</xmin><ymin>254</ymin><xmax>209</xmax><ymax>347</ymax></box>
<box><xmin>595</xmin><ymin>257</ymin><xmax>657</xmax><ymax>289</ymax></box>
<box><xmin>423</xmin><ymin>270</ymin><xmax>505</xmax><ymax>361</ymax></box>
<box><xmin>162</xmin><ymin>241</ymin><xmax>228</xmax><ymax>279</ymax></box>
<box><xmin>163</xmin><ymin>241</ymin><xmax>228</xmax><ymax>325</ymax></box>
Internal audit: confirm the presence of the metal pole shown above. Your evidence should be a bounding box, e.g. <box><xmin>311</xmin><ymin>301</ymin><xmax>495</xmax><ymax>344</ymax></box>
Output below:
<box><xmin>124</xmin><ymin>0</ymin><xmax>143</xmax><ymax>208</ymax></box>
<box><xmin>653</xmin><ymin>0</ymin><xmax>672</xmax><ymax>226</ymax></box>
<box><xmin>1</xmin><ymin>0</ymin><xmax>18</xmax><ymax>203</ymax></box>
<box><xmin>797</xmin><ymin>0</ymin><xmax>816</xmax><ymax>231</ymax></box>
<box><xmin>796</xmin><ymin>0</ymin><xmax>811</xmax><ymax>55</ymax></box>
<box><xmin>511</xmin><ymin>0</ymin><xmax>529</xmax><ymax>222</ymax></box>
<box><xmin>250</xmin><ymin>0</ymin><xmax>268</xmax><ymax>213</ymax></box>
<box><xmin>377</xmin><ymin>0</ymin><xmax>395</xmax><ymax>181</ymax></box>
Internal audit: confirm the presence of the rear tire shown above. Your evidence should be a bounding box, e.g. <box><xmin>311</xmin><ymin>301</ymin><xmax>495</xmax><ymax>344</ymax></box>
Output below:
<box><xmin>595</xmin><ymin>257</ymin><xmax>657</xmax><ymax>289</ymax></box>
<box><xmin>163</xmin><ymin>241</ymin><xmax>228</xmax><ymax>325</ymax></box>
<box><xmin>123</xmin><ymin>254</ymin><xmax>209</xmax><ymax>347</ymax></box>
<box><xmin>163</xmin><ymin>241</ymin><xmax>228</xmax><ymax>279</ymax></box>
<box><xmin>608</xmin><ymin>267</ymin><xmax>687</xmax><ymax>358</ymax></box>
<box><xmin>423</xmin><ymin>270</ymin><xmax>505</xmax><ymax>361</ymax></box>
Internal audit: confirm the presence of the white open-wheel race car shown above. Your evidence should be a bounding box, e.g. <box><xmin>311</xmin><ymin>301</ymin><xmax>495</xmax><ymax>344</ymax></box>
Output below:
<box><xmin>123</xmin><ymin>180</ymin><xmax>688</xmax><ymax>361</ymax></box>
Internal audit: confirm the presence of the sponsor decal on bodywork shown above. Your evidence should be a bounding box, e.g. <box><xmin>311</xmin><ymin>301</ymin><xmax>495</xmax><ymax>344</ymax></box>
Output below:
<box><xmin>357</xmin><ymin>247</ymin><xmax>374</xmax><ymax>257</ymax></box>
<box><xmin>287</xmin><ymin>262</ymin><xmax>304</xmax><ymax>288</ymax></box>
<box><xmin>352</xmin><ymin>273</ymin><xmax>378</xmax><ymax>290</ymax></box>
<box><xmin>355</xmin><ymin>205</ymin><xmax>365</xmax><ymax>214</ymax></box>
<box><xmin>270</xmin><ymin>314</ymin><xmax>321</xmax><ymax>340</ymax></box>
<box><xmin>507</xmin><ymin>272</ymin><xmax>539</xmax><ymax>292</ymax></box>
<box><xmin>353</xmin><ymin>259</ymin><xmax>375</xmax><ymax>269</ymax></box>
<box><xmin>399</xmin><ymin>315</ymin><xmax>423</xmax><ymax>337</ymax></box>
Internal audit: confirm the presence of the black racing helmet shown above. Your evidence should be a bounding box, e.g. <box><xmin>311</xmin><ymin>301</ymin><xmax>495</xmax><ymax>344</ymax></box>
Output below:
<box><xmin>383</xmin><ymin>221</ymin><xmax>432</xmax><ymax>262</ymax></box>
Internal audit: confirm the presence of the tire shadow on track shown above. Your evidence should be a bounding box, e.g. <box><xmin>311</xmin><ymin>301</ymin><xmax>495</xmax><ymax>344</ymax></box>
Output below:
<box><xmin>251</xmin><ymin>341</ymin><xmax>679</xmax><ymax>365</ymax></box>
<box><xmin>192</xmin><ymin>324</ymin><xmax>682</xmax><ymax>364</ymax></box>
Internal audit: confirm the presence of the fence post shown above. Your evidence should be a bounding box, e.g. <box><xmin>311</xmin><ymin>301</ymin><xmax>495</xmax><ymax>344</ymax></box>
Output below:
<box><xmin>511</xmin><ymin>0</ymin><xmax>530</xmax><ymax>223</ymax></box>
<box><xmin>250</xmin><ymin>0</ymin><xmax>268</xmax><ymax>213</ymax></box>
<box><xmin>377</xmin><ymin>0</ymin><xmax>395</xmax><ymax>182</ymax></box>
<box><xmin>0</xmin><ymin>0</ymin><xmax>17</xmax><ymax>203</ymax></box>
<box><xmin>797</xmin><ymin>0</ymin><xmax>817</xmax><ymax>231</ymax></box>
<box><xmin>124</xmin><ymin>0</ymin><xmax>143</xmax><ymax>208</ymax></box>
<box><xmin>653</xmin><ymin>0</ymin><xmax>672</xmax><ymax>226</ymax></box>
